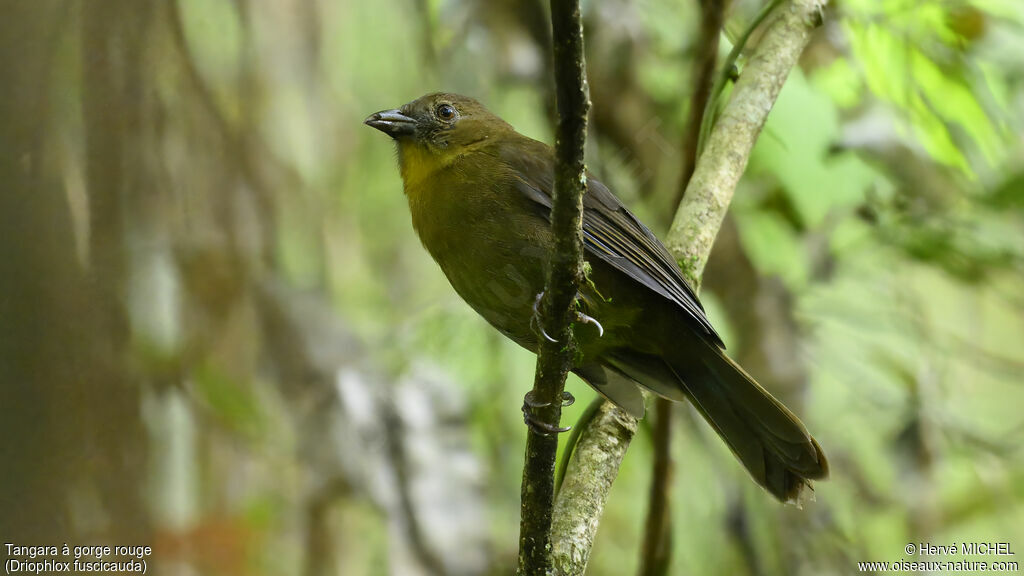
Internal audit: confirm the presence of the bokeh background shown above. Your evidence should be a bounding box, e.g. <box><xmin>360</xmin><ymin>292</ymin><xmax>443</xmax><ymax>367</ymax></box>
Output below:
<box><xmin>2</xmin><ymin>0</ymin><xmax>1023</xmax><ymax>574</ymax></box>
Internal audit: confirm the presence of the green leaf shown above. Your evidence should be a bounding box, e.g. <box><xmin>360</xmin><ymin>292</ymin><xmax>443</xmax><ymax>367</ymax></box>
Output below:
<box><xmin>734</xmin><ymin>209</ymin><xmax>809</xmax><ymax>288</ymax></box>
<box><xmin>751</xmin><ymin>70</ymin><xmax>878</xmax><ymax>228</ymax></box>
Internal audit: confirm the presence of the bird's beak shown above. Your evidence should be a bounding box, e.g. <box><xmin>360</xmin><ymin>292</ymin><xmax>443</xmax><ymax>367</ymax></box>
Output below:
<box><xmin>364</xmin><ymin>109</ymin><xmax>417</xmax><ymax>138</ymax></box>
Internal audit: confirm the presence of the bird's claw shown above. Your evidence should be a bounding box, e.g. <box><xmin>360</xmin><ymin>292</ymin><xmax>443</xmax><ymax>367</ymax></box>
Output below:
<box><xmin>561</xmin><ymin>391</ymin><xmax>575</xmax><ymax>407</ymax></box>
<box><xmin>522</xmin><ymin>391</ymin><xmax>572</xmax><ymax>435</ymax></box>
<box><xmin>575</xmin><ymin>311</ymin><xmax>604</xmax><ymax>337</ymax></box>
<box><xmin>522</xmin><ymin>412</ymin><xmax>572</xmax><ymax>435</ymax></box>
<box><xmin>523</xmin><ymin>390</ymin><xmax>549</xmax><ymax>409</ymax></box>
<box><xmin>530</xmin><ymin>292</ymin><xmax>558</xmax><ymax>343</ymax></box>
<box><xmin>533</xmin><ymin>292</ymin><xmax>604</xmax><ymax>341</ymax></box>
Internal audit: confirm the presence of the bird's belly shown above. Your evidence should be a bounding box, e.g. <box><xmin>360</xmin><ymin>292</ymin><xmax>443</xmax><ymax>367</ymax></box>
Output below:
<box><xmin>414</xmin><ymin>206</ymin><xmax>548</xmax><ymax>348</ymax></box>
<box><xmin>434</xmin><ymin>231</ymin><xmax>544</xmax><ymax>344</ymax></box>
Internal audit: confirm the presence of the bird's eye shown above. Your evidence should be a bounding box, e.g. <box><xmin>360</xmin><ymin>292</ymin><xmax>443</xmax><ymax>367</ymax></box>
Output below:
<box><xmin>435</xmin><ymin>103</ymin><xmax>456</xmax><ymax>121</ymax></box>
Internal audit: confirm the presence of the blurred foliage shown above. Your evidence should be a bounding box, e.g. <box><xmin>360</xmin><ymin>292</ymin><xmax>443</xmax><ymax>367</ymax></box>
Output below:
<box><xmin>2</xmin><ymin>0</ymin><xmax>1023</xmax><ymax>575</ymax></box>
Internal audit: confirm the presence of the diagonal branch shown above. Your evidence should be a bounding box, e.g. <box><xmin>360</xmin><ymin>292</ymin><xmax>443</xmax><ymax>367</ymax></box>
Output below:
<box><xmin>548</xmin><ymin>1</ymin><xmax>826</xmax><ymax>574</ymax></box>
<box><xmin>640</xmin><ymin>3</ymin><xmax>729</xmax><ymax>574</ymax></box>
<box><xmin>516</xmin><ymin>0</ymin><xmax>590</xmax><ymax>574</ymax></box>
<box><xmin>667</xmin><ymin>0</ymin><xmax>825</xmax><ymax>286</ymax></box>
<box><xmin>551</xmin><ymin>400</ymin><xmax>638</xmax><ymax>573</ymax></box>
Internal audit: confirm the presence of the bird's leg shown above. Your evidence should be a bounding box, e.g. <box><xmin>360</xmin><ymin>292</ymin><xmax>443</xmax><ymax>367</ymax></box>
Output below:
<box><xmin>530</xmin><ymin>292</ymin><xmax>558</xmax><ymax>343</ymax></box>
<box><xmin>522</xmin><ymin>390</ymin><xmax>572</xmax><ymax>435</ymax></box>
<box><xmin>523</xmin><ymin>291</ymin><xmax>579</xmax><ymax>433</ymax></box>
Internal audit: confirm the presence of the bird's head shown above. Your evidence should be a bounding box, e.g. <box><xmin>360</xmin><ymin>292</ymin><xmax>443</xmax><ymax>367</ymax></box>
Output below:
<box><xmin>365</xmin><ymin>93</ymin><xmax>513</xmax><ymax>184</ymax></box>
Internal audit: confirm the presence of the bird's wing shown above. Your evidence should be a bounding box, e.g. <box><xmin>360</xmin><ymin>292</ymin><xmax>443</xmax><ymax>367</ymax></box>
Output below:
<box><xmin>496</xmin><ymin>138</ymin><xmax>723</xmax><ymax>347</ymax></box>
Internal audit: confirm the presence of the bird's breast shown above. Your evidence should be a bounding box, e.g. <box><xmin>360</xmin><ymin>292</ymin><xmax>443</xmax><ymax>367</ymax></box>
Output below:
<box><xmin>405</xmin><ymin>172</ymin><xmax>548</xmax><ymax>347</ymax></box>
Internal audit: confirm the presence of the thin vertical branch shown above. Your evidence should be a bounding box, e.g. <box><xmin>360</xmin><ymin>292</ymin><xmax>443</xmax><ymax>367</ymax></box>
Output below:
<box><xmin>696</xmin><ymin>0</ymin><xmax>784</xmax><ymax>162</ymax></box>
<box><xmin>413</xmin><ymin>0</ymin><xmax>439</xmax><ymax>78</ymax></box>
<box><xmin>675</xmin><ymin>0</ymin><xmax>728</xmax><ymax>205</ymax></box>
<box><xmin>641</xmin><ymin>3</ymin><xmax>727</xmax><ymax>573</ymax></box>
<box><xmin>517</xmin><ymin>0</ymin><xmax>590</xmax><ymax>574</ymax></box>
<box><xmin>638</xmin><ymin>399</ymin><xmax>675</xmax><ymax>576</ymax></box>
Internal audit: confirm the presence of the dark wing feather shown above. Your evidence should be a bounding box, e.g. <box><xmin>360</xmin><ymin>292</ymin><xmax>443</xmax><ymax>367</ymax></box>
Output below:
<box><xmin>497</xmin><ymin>138</ymin><xmax>723</xmax><ymax>347</ymax></box>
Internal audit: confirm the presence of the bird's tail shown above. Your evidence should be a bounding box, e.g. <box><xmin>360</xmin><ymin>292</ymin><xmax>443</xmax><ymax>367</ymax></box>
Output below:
<box><xmin>609</xmin><ymin>341</ymin><xmax>828</xmax><ymax>502</ymax></box>
<box><xmin>668</xmin><ymin>345</ymin><xmax>828</xmax><ymax>502</ymax></box>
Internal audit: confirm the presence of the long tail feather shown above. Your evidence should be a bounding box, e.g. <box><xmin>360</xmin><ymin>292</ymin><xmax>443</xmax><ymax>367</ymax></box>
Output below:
<box><xmin>603</xmin><ymin>344</ymin><xmax>827</xmax><ymax>502</ymax></box>
<box><xmin>671</xmin><ymin>347</ymin><xmax>828</xmax><ymax>502</ymax></box>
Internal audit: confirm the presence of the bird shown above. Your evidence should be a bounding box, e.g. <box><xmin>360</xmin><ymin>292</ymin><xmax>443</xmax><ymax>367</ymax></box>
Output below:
<box><xmin>365</xmin><ymin>92</ymin><xmax>827</xmax><ymax>502</ymax></box>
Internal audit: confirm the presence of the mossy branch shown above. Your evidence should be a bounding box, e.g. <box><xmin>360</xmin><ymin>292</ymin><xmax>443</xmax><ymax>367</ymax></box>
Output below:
<box><xmin>547</xmin><ymin>2</ymin><xmax>826</xmax><ymax>574</ymax></box>
<box><xmin>516</xmin><ymin>0</ymin><xmax>590</xmax><ymax>574</ymax></box>
<box><xmin>552</xmin><ymin>402</ymin><xmax>638</xmax><ymax>573</ymax></box>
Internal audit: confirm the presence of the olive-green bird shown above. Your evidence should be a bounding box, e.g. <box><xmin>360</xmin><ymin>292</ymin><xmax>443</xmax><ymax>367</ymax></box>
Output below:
<box><xmin>365</xmin><ymin>93</ymin><xmax>827</xmax><ymax>502</ymax></box>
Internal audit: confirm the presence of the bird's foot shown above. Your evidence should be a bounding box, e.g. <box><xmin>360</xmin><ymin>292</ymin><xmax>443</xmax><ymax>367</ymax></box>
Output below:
<box><xmin>522</xmin><ymin>390</ymin><xmax>573</xmax><ymax>435</ymax></box>
<box><xmin>530</xmin><ymin>292</ymin><xmax>558</xmax><ymax>343</ymax></box>
<box><xmin>522</xmin><ymin>390</ymin><xmax>575</xmax><ymax>408</ymax></box>
<box><xmin>532</xmin><ymin>292</ymin><xmax>605</xmax><ymax>341</ymax></box>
